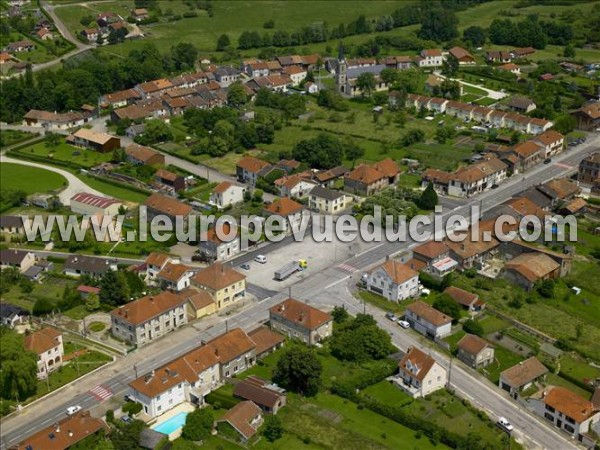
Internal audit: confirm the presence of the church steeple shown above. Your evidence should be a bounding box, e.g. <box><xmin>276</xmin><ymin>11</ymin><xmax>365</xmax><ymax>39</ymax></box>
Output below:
<box><xmin>338</xmin><ymin>41</ymin><xmax>346</xmax><ymax>62</ymax></box>
<box><xmin>336</xmin><ymin>41</ymin><xmax>347</xmax><ymax>94</ymax></box>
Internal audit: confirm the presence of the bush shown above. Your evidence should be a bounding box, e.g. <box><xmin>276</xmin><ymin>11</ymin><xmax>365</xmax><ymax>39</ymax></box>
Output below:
<box><xmin>122</xmin><ymin>401</ymin><xmax>143</xmax><ymax>416</ymax></box>
<box><xmin>32</xmin><ymin>298</ymin><xmax>54</xmax><ymax>316</ymax></box>
<box><xmin>463</xmin><ymin>319</ymin><xmax>484</xmax><ymax>337</ymax></box>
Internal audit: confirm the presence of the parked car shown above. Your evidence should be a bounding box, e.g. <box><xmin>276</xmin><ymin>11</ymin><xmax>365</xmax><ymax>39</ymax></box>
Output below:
<box><xmin>497</xmin><ymin>417</ymin><xmax>514</xmax><ymax>432</ymax></box>
<box><xmin>398</xmin><ymin>320</ymin><xmax>410</xmax><ymax>329</ymax></box>
<box><xmin>385</xmin><ymin>312</ymin><xmax>398</xmax><ymax>322</ymax></box>
<box><xmin>544</xmin><ymin>158</ymin><xmax>552</xmax><ymax>164</ymax></box>
<box><xmin>240</xmin><ymin>263</ymin><xmax>250</xmax><ymax>270</ymax></box>
<box><xmin>254</xmin><ymin>255</ymin><xmax>267</xmax><ymax>264</ymax></box>
<box><xmin>66</xmin><ymin>405</ymin><xmax>82</xmax><ymax>416</ymax></box>
<box><xmin>124</xmin><ymin>394</ymin><xmax>133</xmax><ymax>402</ymax></box>
<box><xmin>120</xmin><ymin>415</ymin><xmax>132</xmax><ymax>423</ymax></box>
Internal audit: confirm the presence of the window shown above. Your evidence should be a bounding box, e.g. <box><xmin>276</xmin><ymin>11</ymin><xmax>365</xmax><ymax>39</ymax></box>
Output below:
<box><xmin>545</xmin><ymin>404</ymin><xmax>555</xmax><ymax>413</ymax></box>
<box><xmin>564</xmin><ymin>424</ymin><xmax>575</xmax><ymax>434</ymax></box>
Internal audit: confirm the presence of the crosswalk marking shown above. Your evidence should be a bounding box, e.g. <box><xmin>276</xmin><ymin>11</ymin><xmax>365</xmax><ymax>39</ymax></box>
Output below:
<box><xmin>336</xmin><ymin>264</ymin><xmax>358</xmax><ymax>273</ymax></box>
<box><xmin>554</xmin><ymin>162</ymin><xmax>574</xmax><ymax>169</ymax></box>
<box><xmin>89</xmin><ymin>385</ymin><xmax>112</xmax><ymax>401</ymax></box>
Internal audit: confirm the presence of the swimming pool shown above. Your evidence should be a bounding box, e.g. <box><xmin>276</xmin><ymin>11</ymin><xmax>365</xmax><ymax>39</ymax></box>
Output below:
<box><xmin>153</xmin><ymin>412</ymin><xmax>188</xmax><ymax>435</ymax></box>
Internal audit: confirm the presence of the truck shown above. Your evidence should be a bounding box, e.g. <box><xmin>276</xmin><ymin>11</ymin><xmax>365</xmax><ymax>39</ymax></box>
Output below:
<box><xmin>274</xmin><ymin>259</ymin><xmax>307</xmax><ymax>281</ymax></box>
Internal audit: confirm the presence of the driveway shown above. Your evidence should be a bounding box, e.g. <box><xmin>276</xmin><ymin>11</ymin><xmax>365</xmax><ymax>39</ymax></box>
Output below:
<box><xmin>0</xmin><ymin>155</ymin><xmax>103</xmax><ymax>204</ymax></box>
<box><xmin>436</xmin><ymin>73</ymin><xmax>509</xmax><ymax>100</ymax></box>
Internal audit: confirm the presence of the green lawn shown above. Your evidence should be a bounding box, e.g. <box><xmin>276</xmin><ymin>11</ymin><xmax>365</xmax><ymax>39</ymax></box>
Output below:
<box><xmin>462</xmin><ymin>85</ymin><xmax>489</xmax><ymax>97</ymax></box>
<box><xmin>482</xmin><ymin>345</ymin><xmax>524</xmax><ymax>385</ymax></box>
<box><xmin>76</xmin><ymin>173</ymin><xmax>149</xmax><ymax>204</ymax></box>
<box><xmin>1</xmin><ymin>276</ymin><xmax>70</xmax><ymax>312</ymax></box>
<box><xmin>12</xmin><ymin>140</ymin><xmax>114</xmax><ymax>169</ymax></box>
<box><xmin>559</xmin><ymin>354</ymin><xmax>600</xmax><ymax>386</ymax></box>
<box><xmin>0</xmin><ymin>130</ymin><xmax>38</xmax><ymax>148</ymax></box>
<box><xmin>445</xmin><ymin>330</ymin><xmax>467</xmax><ymax>353</ymax></box>
<box><xmin>407</xmin><ymin>142</ymin><xmax>472</xmax><ymax>171</ymax></box>
<box><xmin>479</xmin><ymin>315</ymin><xmax>511</xmax><ymax>335</ymax></box>
<box><xmin>0</xmin><ymin>162</ymin><xmax>67</xmax><ymax>194</ymax></box>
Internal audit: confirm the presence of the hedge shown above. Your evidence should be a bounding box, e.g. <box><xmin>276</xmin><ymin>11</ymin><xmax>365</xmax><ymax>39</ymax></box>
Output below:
<box><xmin>205</xmin><ymin>390</ymin><xmax>240</xmax><ymax>409</ymax></box>
<box><xmin>558</xmin><ymin>371</ymin><xmax>594</xmax><ymax>393</ymax></box>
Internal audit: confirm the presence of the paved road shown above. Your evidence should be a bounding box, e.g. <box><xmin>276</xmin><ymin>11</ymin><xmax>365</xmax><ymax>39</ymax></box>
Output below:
<box><xmin>436</xmin><ymin>73</ymin><xmax>509</xmax><ymax>100</ymax></box>
<box><xmin>0</xmin><ymin>155</ymin><xmax>103</xmax><ymax>204</ymax></box>
<box><xmin>1</xmin><ymin>135</ymin><xmax>598</xmax><ymax>450</ymax></box>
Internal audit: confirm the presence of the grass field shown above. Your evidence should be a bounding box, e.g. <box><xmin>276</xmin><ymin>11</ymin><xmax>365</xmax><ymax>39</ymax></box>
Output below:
<box><xmin>76</xmin><ymin>173</ymin><xmax>149</xmax><ymax>203</ymax></box>
<box><xmin>0</xmin><ymin>130</ymin><xmax>38</xmax><ymax>148</ymax></box>
<box><xmin>484</xmin><ymin>346</ymin><xmax>524</xmax><ymax>384</ymax></box>
<box><xmin>0</xmin><ymin>162</ymin><xmax>67</xmax><ymax>194</ymax></box>
<box><xmin>13</xmin><ymin>141</ymin><xmax>114</xmax><ymax>169</ymax></box>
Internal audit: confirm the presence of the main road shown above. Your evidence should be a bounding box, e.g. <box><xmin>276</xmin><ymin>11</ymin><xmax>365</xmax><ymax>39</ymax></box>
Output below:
<box><xmin>1</xmin><ymin>135</ymin><xmax>598</xmax><ymax>450</ymax></box>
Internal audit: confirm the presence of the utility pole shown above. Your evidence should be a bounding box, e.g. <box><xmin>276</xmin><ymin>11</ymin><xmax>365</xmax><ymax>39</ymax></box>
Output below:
<box><xmin>288</xmin><ymin>286</ymin><xmax>291</xmax><ymax>299</ymax></box>
<box><xmin>134</xmin><ymin>363</ymin><xmax>138</xmax><ymax>379</ymax></box>
<box><xmin>447</xmin><ymin>354</ymin><xmax>453</xmax><ymax>390</ymax></box>
<box><xmin>225</xmin><ymin>318</ymin><xmax>228</xmax><ymax>333</ymax></box>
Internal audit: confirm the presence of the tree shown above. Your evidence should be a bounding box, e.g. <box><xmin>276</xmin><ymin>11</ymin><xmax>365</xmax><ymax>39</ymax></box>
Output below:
<box><xmin>273</xmin><ymin>346</ymin><xmax>322</xmax><ymax>396</ymax></box>
<box><xmin>418</xmin><ymin>9</ymin><xmax>459</xmax><ymax>42</ymax></box>
<box><xmin>400</xmin><ymin>129</ymin><xmax>425</xmax><ymax>147</ymax></box>
<box><xmin>380</xmin><ymin>68</ymin><xmax>399</xmax><ymax>85</ymax></box>
<box><xmin>463</xmin><ymin>26</ymin><xmax>486</xmax><ymax>47</ymax></box>
<box><xmin>331</xmin><ymin>306</ymin><xmax>349</xmax><ymax>324</ymax></box>
<box><xmin>33</xmin><ymin>297</ymin><xmax>53</xmax><ymax>315</ymax></box>
<box><xmin>181</xmin><ymin>407</ymin><xmax>213</xmax><ymax>441</ymax></box>
<box><xmin>0</xmin><ymin>329</ymin><xmax>38</xmax><ymax>401</ymax></box>
<box><xmin>99</xmin><ymin>270</ymin><xmax>130</xmax><ymax>306</ymax></box>
<box><xmin>45</xmin><ymin>132</ymin><xmax>61</xmax><ymax>148</ymax></box>
<box><xmin>433</xmin><ymin>294</ymin><xmax>461</xmax><ymax>323</ymax></box>
<box><xmin>563</xmin><ymin>44</ymin><xmax>575</xmax><ymax>58</ymax></box>
<box><xmin>552</xmin><ymin>114</ymin><xmax>576</xmax><ymax>134</ymax></box>
<box><xmin>510</xmin><ymin>130</ymin><xmax>521</xmax><ymax>145</ymax></box>
<box><xmin>263</xmin><ymin>19</ymin><xmax>275</xmax><ymax>29</ymax></box>
<box><xmin>442</xmin><ymin>56</ymin><xmax>459</xmax><ymax>77</ymax></box>
<box><xmin>171</xmin><ymin>42</ymin><xmax>198</xmax><ymax>70</ymax></box>
<box><xmin>463</xmin><ymin>319</ymin><xmax>484</xmax><ymax>337</ymax></box>
<box><xmin>109</xmin><ymin>420</ymin><xmax>145</xmax><ymax>450</ymax></box>
<box><xmin>85</xmin><ymin>293</ymin><xmax>101</xmax><ymax>312</ymax></box>
<box><xmin>263</xmin><ymin>415</ymin><xmax>284</xmax><ymax>442</ymax></box>
<box><xmin>330</xmin><ymin>314</ymin><xmax>394</xmax><ymax>362</ymax></box>
<box><xmin>138</xmin><ymin>119</ymin><xmax>173</xmax><ymax>145</ymax></box>
<box><xmin>252</xmin><ymin>189</ymin><xmax>263</xmax><ymax>203</ymax></box>
<box><xmin>216</xmin><ymin>34</ymin><xmax>231</xmax><ymax>51</ymax></box>
<box><xmin>536</xmin><ymin>279</ymin><xmax>555</xmax><ymax>298</ymax></box>
<box><xmin>227</xmin><ymin>82</ymin><xmax>248</xmax><ymax>108</ymax></box>
<box><xmin>345</xmin><ymin>143</ymin><xmax>365</xmax><ymax>169</ymax></box>
<box><xmin>435</xmin><ymin>126</ymin><xmax>456</xmax><ymax>144</ymax></box>
<box><xmin>292</xmin><ymin>133</ymin><xmax>344</xmax><ymax>169</ymax></box>
<box><xmin>356</xmin><ymin>72</ymin><xmax>376</xmax><ymax>97</ymax></box>
<box><xmin>122</xmin><ymin>401</ymin><xmax>143</xmax><ymax>416</ymax></box>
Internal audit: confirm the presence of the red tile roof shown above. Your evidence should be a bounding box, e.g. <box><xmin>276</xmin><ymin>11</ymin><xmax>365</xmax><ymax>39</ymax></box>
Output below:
<box><xmin>457</xmin><ymin>334</ymin><xmax>490</xmax><ymax>356</ymax></box>
<box><xmin>24</xmin><ymin>327</ymin><xmax>61</xmax><ymax>355</ymax></box>
<box><xmin>263</xmin><ymin>197</ymin><xmax>304</xmax><ymax>216</ymax></box>
<box><xmin>270</xmin><ymin>298</ymin><xmax>332</xmax><ymax>331</ymax></box>
<box><xmin>406</xmin><ymin>301</ymin><xmax>452</xmax><ymax>327</ymax></box>
<box><xmin>192</xmin><ymin>262</ymin><xmax>245</xmax><ymax>291</ymax></box>
<box><xmin>398</xmin><ymin>347</ymin><xmax>437</xmax><ymax>382</ymax></box>
<box><xmin>110</xmin><ymin>291</ymin><xmax>186</xmax><ymax>325</ymax></box>
<box><xmin>376</xmin><ymin>260</ymin><xmax>418</xmax><ymax>284</ymax></box>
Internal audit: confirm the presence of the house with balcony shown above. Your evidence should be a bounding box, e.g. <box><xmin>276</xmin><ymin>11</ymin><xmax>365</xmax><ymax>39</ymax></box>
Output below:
<box><xmin>236</xmin><ymin>156</ymin><xmax>272</xmax><ymax>186</ymax></box>
<box><xmin>394</xmin><ymin>347</ymin><xmax>447</xmax><ymax>397</ymax></box>
<box><xmin>405</xmin><ymin>301</ymin><xmax>452</xmax><ymax>339</ymax></box>
<box><xmin>110</xmin><ymin>291</ymin><xmax>188</xmax><ymax>347</ymax></box>
<box><xmin>269</xmin><ymin>298</ymin><xmax>332</xmax><ymax>345</ymax></box>
<box><xmin>366</xmin><ymin>259</ymin><xmax>419</xmax><ymax>301</ymax></box>
<box><xmin>25</xmin><ymin>327</ymin><xmax>64</xmax><ymax>379</ymax></box>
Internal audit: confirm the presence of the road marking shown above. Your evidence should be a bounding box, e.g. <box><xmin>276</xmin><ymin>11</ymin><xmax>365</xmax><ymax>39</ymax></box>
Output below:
<box><xmin>89</xmin><ymin>385</ymin><xmax>112</xmax><ymax>401</ymax></box>
<box><xmin>554</xmin><ymin>162</ymin><xmax>574</xmax><ymax>169</ymax></box>
<box><xmin>324</xmin><ymin>276</ymin><xmax>350</xmax><ymax>290</ymax></box>
<box><xmin>335</xmin><ymin>263</ymin><xmax>358</xmax><ymax>273</ymax></box>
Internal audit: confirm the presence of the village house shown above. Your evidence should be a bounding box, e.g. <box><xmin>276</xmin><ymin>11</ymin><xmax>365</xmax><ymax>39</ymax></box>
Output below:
<box><xmin>431</xmin><ymin>156</ymin><xmax>507</xmax><ymax>198</ymax></box>
<box><xmin>510</xmin><ymin>47</ymin><xmax>536</xmax><ymax>59</ymax></box>
<box><xmin>444</xmin><ymin>286</ymin><xmax>485</xmax><ymax>312</ymax></box>
<box><xmin>0</xmin><ymin>52</ymin><xmax>13</xmax><ymax>65</ymax></box>
<box><xmin>191</xmin><ymin>262</ymin><xmax>246</xmax><ymax>311</ymax></box>
<box><xmin>81</xmin><ymin>28</ymin><xmax>100</xmax><ymax>43</ymax></box>
<box><xmin>70</xmin><ymin>192</ymin><xmax>122</xmax><ymax>216</ymax></box>
<box><xmin>559</xmin><ymin>197</ymin><xmax>588</xmax><ymax>216</ymax></box>
<box><xmin>209</xmin><ymin>181</ymin><xmax>246</xmax><ymax>209</ymax></box>
<box><xmin>274</xmin><ymin>174</ymin><xmax>317</xmax><ymax>198</ymax></box>
<box><xmin>125</xmin><ymin>143</ymin><xmax>165</xmax><ymax>166</ymax></box>
<box><xmin>135</xmin><ymin>79</ymin><xmax>174</xmax><ymax>98</ymax></box>
<box><xmin>282</xmin><ymin>65</ymin><xmax>307</xmax><ymax>86</ymax></box>
<box><xmin>125</xmin><ymin>123</ymin><xmax>146</xmax><ymax>139</ymax></box>
<box><xmin>486</xmin><ymin>50</ymin><xmax>512</xmax><ymax>63</ymax></box>
<box><xmin>5</xmin><ymin>39</ymin><xmax>35</xmax><ymax>52</ymax></box>
<box><xmin>0</xmin><ymin>215</ymin><xmax>28</xmax><ymax>235</ymax></box>
<box><xmin>571</xmin><ymin>102</ymin><xmax>600</xmax><ymax>131</ymax></box>
<box><xmin>154</xmin><ymin>169</ymin><xmax>185</xmax><ymax>193</ymax></box>
<box><xmin>408</xmin><ymin>240</ymin><xmax>458</xmax><ymax>278</ymax></box>
<box><xmin>531</xmin><ymin>130</ymin><xmax>564</xmax><ymax>157</ymax></box>
<box><xmin>457</xmin><ymin>334</ymin><xmax>495</xmax><ymax>369</ymax></box>
<box><xmin>245</xmin><ymin>75</ymin><xmax>292</xmax><ymax>93</ymax></box>
<box><xmin>199</xmin><ymin>222</ymin><xmax>241</xmax><ymax>262</ymax></box>
<box><xmin>528</xmin><ymin>386</ymin><xmax>600</xmax><ymax>446</ymax></box>
<box><xmin>499</xmin><ymin>356</ymin><xmax>548</xmax><ymax>399</ymax></box>
<box><xmin>382</xmin><ymin>55</ymin><xmax>414</xmax><ymax>70</ymax></box>
<box><xmin>497</xmin><ymin>63</ymin><xmax>521</xmax><ymax>76</ymax></box>
<box><xmin>157</xmin><ymin>263</ymin><xmax>195</xmax><ymax>292</ymax></box>
<box><xmin>217</xmin><ymin>401</ymin><xmax>264</xmax><ymax>442</ymax></box>
<box><xmin>507</xmin><ymin>96</ymin><xmax>536</xmax><ymax>114</ymax></box>
<box><xmin>308</xmin><ymin>185</ymin><xmax>349</xmax><ymax>214</ymax></box>
<box><xmin>36</xmin><ymin>27</ymin><xmax>53</xmax><ymax>40</ymax></box>
<box><xmin>269</xmin><ymin>298</ymin><xmax>333</xmax><ymax>345</ymax></box>
<box><xmin>23</xmin><ymin>109</ymin><xmax>89</xmax><ymax>130</ymax></box>
<box><xmin>394</xmin><ymin>346</ymin><xmax>448</xmax><ymax>397</ymax></box>
<box><xmin>312</xmin><ymin>165</ymin><xmax>349</xmax><ymax>188</ymax></box>
<box><xmin>110</xmin><ymin>291</ymin><xmax>188</xmax><ymax>346</ymax></box>
<box><xmin>405</xmin><ymin>301</ymin><xmax>452</xmax><ymax>339</ymax></box>
<box><xmin>144</xmin><ymin>252</ymin><xmax>177</xmax><ymax>284</ymax></box>
<box><xmin>344</xmin><ymin>158</ymin><xmax>400</xmax><ymax>196</ymax></box>
<box><xmin>130</xmin><ymin>7</ymin><xmax>149</xmax><ymax>21</ymax></box>
<box><xmin>537</xmin><ymin>178</ymin><xmax>579</xmax><ymax>206</ymax></box>
<box><xmin>63</xmin><ymin>254</ymin><xmax>117</xmax><ymax>278</ymax></box>
<box><xmin>444</xmin><ymin>232</ymin><xmax>500</xmax><ymax>269</ymax></box>
<box><xmin>144</xmin><ymin>193</ymin><xmax>193</xmax><ymax>221</ymax></box>
<box><xmin>0</xmin><ymin>249</ymin><xmax>35</xmax><ymax>272</ymax></box>
<box><xmin>66</xmin><ymin>129</ymin><xmax>121</xmax><ymax>153</ymax></box>
<box><xmin>503</xmin><ymin>253</ymin><xmax>561</xmax><ymax>291</ymax></box>
<box><xmin>12</xmin><ymin>411</ymin><xmax>107</xmax><ymax>450</ymax></box>
<box><xmin>366</xmin><ymin>259</ymin><xmax>420</xmax><ymax>301</ymax></box>
<box><xmin>513</xmin><ymin>141</ymin><xmax>544</xmax><ymax>171</ymax></box>
<box><xmin>0</xmin><ymin>303</ymin><xmax>28</xmax><ymax>328</ymax></box>
<box><xmin>233</xmin><ymin>376</ymin><xmax>287</xmax><ymax>415</ymax></box>
<box><xmin>236</xmin><ymin>156</ymin><xmax>272</xmax><ymax>185</ymax></box>
<box><xmin>417</xmin><ymin>49</ymin><xmax>445</xmax><ymax>68</ymax></box>
<box><xmin>214</xmin><ymin>67</ymin><xmax>241</xmax><ymax>87</ymax></box>
<box><xmin>243</xmin><ymin>60</ymin><xmax>270</xmax><ymax>78</ymax></box>
<box><xmin>247</xmin><ymin>326</ymin><xmax>285</xmax><ymax>359</ymax></box>
<box><xmin>100</xmin><ymin>88</ymin><xmax>141</xmax><ymax>108</ymax></box>
<box><xmin>578</xmin><ymin>152</ymin><xmax>600</xmax><ymax>184</ymax></box>
<box><xmin>25</xmin><ymin>327</ymin><xmax>63</xmax><ymax>379</ymax></box>
<box><xmin>263</xmin><ymin>197</ymin><xmax>305</xmax><ymax>234</ymax></box>
<box><xmin>180</xmin><ymin>288</ymin><xmax>217</xmax><ymax>320</ymax></box>
<box><xmin>448</xmin><ymin>46</ymin><xmax>475</xmax><ymax>64</ymax></box>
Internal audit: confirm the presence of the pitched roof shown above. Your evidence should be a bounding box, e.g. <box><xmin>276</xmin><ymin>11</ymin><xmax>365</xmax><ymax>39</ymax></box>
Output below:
<box><xmin>144</xmin><ymin>193</ymin><xmax>192</xmax><ymax>217</ymax></box>
<box><xmin>0</xmin><ymin>249</ymin><xmax>32</xmax><ymax>265</ymax></box>
<box><xmin>309</xmin><ymin>185</ymin><xmax>344</xmax><ymax>201</ymax></box>
<box><xmin>145</xmin><ymin>252</ymin><xmax>172</xmax><ymax>268</ymax></box>
<box><xmin>505</xmin><ymin>253</ymin><xmax>560</xmax><ymax>282</ymax></box>
<box><xmin>413</xmin><ymin>241</ymin><xmax>449</xmax><ymax>260</ymax></box>
<box><xmin>500</xmin><ymin>356</ymin><xmax>548</xmax><ymax>388</ymax></box>
<box><xmin>537</xmin><ymin>178</ymin><xmax>579</xmax><ymax>200</ymax></box>
<box><xmin>192</xmin><ymin>262</ymin><xmax>245</xmax><ymax>291</ymax></box>
<box><xmin>24</xmin><ymin>327</ymin><xmax>61</xmax><ymax>355</ymax></box>
<box><xmin>155</xmin><ymin>168</ymin><xmax>181</xmax><ymax>182</ymax></box>
<box><xmin>263</xmin><ymin>197</ymin><xmax>304</xmax><ymax>216</ymax></box>
<box><xmin>376</xmin><ymin>260</ymin><xmax>418</xmax><ymax>284</ymax></box>
<box><xmin>233</xmin><ymin>376</ymin><xmax>285</xmax><ymax>409</ymax></box>
<box><xmin>218</xmin><ymin>401</ymin><xmax>262</xmax><ymax>440</ymax></box>
<box><xmin>76</xmin><ymin>285</ymin><xmax>100</xmax><ymax>295</ymax></box>
<box><xmin>346</xmin><ymin>165</ymin><xmax>385</xmax><ymax>185</ymax></box>
<box><xmin>125</xmin><ymin>144</ymin><xmax>161</xmax><ymax>163</ymax></box>
<box><xmin>497</xmin><ymin>63</ymin><xmax>519</xmax><ymax>71</ymax></box>
<box><xmin>110</xmin><ymin>291</ymin><xmax>187</xmax><ymax>326</ymax></box>
<box><xmin>533</xmin><ymin>130</ymin><xmax>563</xmax><ymax>146</ymax></box>
<box><xmin>213</xmin><ymin>181</ymin><xmax>233</xmax><ymax>194</ymax></box>
<box><xmin>541</xmin><ymin>386</ymin><xmax>599</xmax><ymax>423</ymax></box>
<box><xmin>236</xmin><ymin>156</ymin><xmax>271</xmax><ymax>173</ymax></box>
<box><xmin>422</xmin><ymin>49</ymin><xmax>442</xmax><ymax>57</ymax></box>
<box><xmin>444</xmin><ymin>286</ymin><xmax>479</xmax><ymax>307</ymax></box>
<box><xmin>178</xmin><ymin>288</ymin><xmax>215</xmax><ymax>310</ymax></box>
<box><xmin>562</xmin><ymin>197</ymin><xmax>587</xmax><ymax>214</ymax></box>
<box><xmin>577</xmin><ymin>102</ymin><xmax>600</xmax><ymax>119</ymax></box>
<box><xmin>70</xmin><ymin>192</ymin><xmax>120</xmax><ymax>210</ymax></box>
<box><xmin>64</xmin><ymin>254</ymin><xmax>115</xmax><ymax>275</ymax></box>
<box><xmin>504</xmin><ymin>197</ymin><xmax>546</xmax><ymax>220</ymax></box>
<box><xmin>406</xmin><ymin>301</ymin><xmax>452</xmax><ymax>327</ymax></box>
<box><xmin>157</xmin><ymin>263</ymin><xmax>193</xmax><ymax>282</ymax></box>
<box><xmin>457</xmin><ymin>334</ymin><xmax>491</xmax><ymax>356</ymax></box>
<box><xmin>507</xmin><ymin>96</ymin><xmax>535</xmax><ymax>110</ymax></box>
<box><xmin>398</xmin><ymin>347</ymin><xmax>438</xmax><ymax>382</ymax></box>
<box><xmin>13</xmin><ymin>411</ymin><xmax>107</xmax><ymax>450</ymax></box>
<box><xmin>270</xmin><ymin>298</ymin><xmax>332</xmax><ymax>331</ymax></box>
<box><xmin>247</xmin><ymin>326</ymin><xmax>284</xmax><ymax>356</ymax></box>
<box><xmin>206</xmin><ymin>327</ymin><xmax>256</xmax><ymax>363</ymax></box>
<box><xmin>449</xmin><ymin>46</ymin><xmax>473</xmax><ymax>60</ymax></box>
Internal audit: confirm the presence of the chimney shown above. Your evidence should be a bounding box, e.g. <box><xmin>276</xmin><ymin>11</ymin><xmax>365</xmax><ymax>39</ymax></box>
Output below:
<box><xmin>461</xmin><ymin>243</ymin><xmax>466</xmax><ymax>251</ymax></box>
<box><xmin>68</xmin><ymin>431</ymin><xmax>73</xmax><ymax>437</ymax></box>
<box><xmin>55</xmin><ymin>425</ymin><xmax>60</xmax><ymax>433</ymax></box>
<box><xmin>214</xmin><ymin>348</ymin><xmax>219</xmax><ymax>357</ymax></box>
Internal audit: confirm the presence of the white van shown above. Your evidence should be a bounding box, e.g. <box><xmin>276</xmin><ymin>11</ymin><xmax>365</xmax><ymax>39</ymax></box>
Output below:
<box><xmin>254</xmin><ymin>255</ymin><xmax>267</xmax><ymax>264</ymax></box>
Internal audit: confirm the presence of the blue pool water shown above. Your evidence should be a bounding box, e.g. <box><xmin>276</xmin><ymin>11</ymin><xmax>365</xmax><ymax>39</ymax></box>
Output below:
<box><xmin>153</xmin><ymin>412</ymin><xmax>188</xmax><ymax>435</ymax></box>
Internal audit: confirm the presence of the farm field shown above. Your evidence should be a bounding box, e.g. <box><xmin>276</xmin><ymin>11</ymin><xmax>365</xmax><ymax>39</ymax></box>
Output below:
<box><xmin>0</xmin><ymin>162</ymin><xmax>66</xmax><ymax>194</ymax></box>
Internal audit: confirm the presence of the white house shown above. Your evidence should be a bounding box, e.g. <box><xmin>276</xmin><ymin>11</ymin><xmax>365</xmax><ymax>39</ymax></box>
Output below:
<box><xmin>404</xmin><ymin>301</ymin><xmax>452</xmax><ymax>339</ymax></box>
<box><xmin>366</xmin><ymin>260</ymin><xmax>419</xmax><ymax>302</ymax></box>
<box><xmin>199</xmin><ymin>223</ymin><xmax>241</xmax><ymax>262</ymax></box>
<box><xmin>528</xmin><ymin>386</ymin><xmax>600</xmax><ymax>446</ymax></box>
<box><xmin>236</xmin><ymin>156</ymin><xmax>272</xmax><ymax>186</ymax></box>
<box><xmin>25</xmin><ymin>327</ymin><xmax>64</xmax><ymax>380</ymax></box>
<box><xmin>394</xmin><ymin>346</ymin><xmax>448</xmax><ymax>397</ymax></box>
<box><xmin>156</xmin><ymin>263</ymin><xmax>195</xmax><ymax>292</ymax></box>
<box><xmin>274</xmin><ymin>174</ymin><xmax>317</xmax><ymax>198</ymax></box>
<box><xmin>417</xmin><ymin>49</ymin><xmax>444</xmax><ymax>68</ymax></box>
<box><xmin>263</xmin><ymin>198</ymin><xmax>305</xmax><ymax>234</ymax></box>
<box><xmin>532</xmin><ymin>130</ymin><xmax>564</xmax><ymax>157</ymax></box>
<box><xmin>0</xmin><ymin>249</ymin><xmax>35</xmax><ymax>273</ymax></box>
<box><xmin>308</xmin><ymin>186</ymin><xmax>349</xmax><ymax>214</ymax></box>
<box><xmin>145</xmin><ymin>252</ymin><xmax>178</xmax><ymax>284</ymax></box>
<box><xmin>282</xmin><ymin>66</ymin><xmax>307</xmax><ymax>86</ymax></box>
<box><xmin>209</xmin><ymin>182</ymin><xmax>246</xmax><ymax>209</ymax></box>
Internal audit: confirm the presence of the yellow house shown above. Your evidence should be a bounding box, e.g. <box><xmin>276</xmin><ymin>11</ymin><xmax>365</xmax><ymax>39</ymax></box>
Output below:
<box><xmin>308</xmin><ymin>185</ymin><xmax>351</xmax><ymax>214</ymax></box>
<box><xmin>191</xmin><ymin>262</ymin><xmax>246</xmax><ymax>311</ymax></box>
<box><xmin>179</xmin><ymin>288</ymin><xmax>217</xmax><ymax>319</ymax></box>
